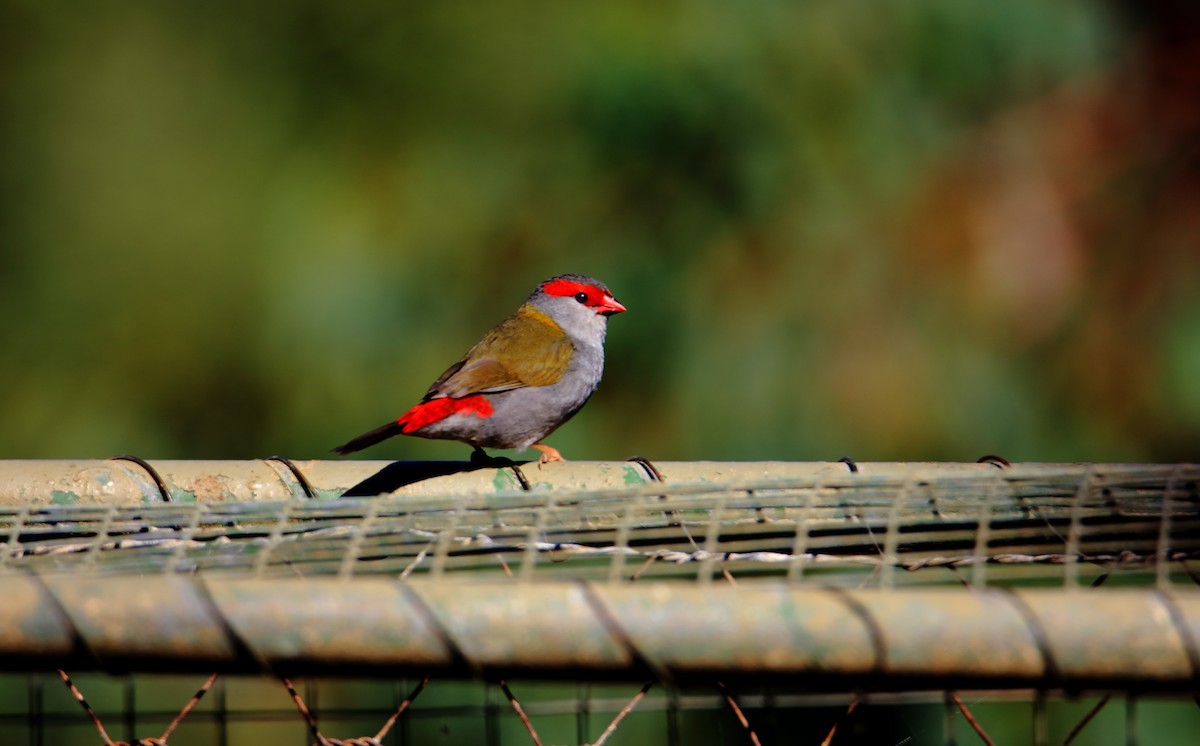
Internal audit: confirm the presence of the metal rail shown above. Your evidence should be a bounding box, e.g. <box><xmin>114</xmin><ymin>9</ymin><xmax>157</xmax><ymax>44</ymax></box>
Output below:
<box><xmin>0</xmin><ymin>460</ymin><xmax>1196</xmax><ymax>689</ymax></box>
<box><xmin>2</xmin><ymin>574</ymin><xmax>1199</xmax><ymax>690</ymax></box>
<box><xmin>0</xmin><ymin>458</ymin><xmax>1098</xmax><ymax>504</ymax></box>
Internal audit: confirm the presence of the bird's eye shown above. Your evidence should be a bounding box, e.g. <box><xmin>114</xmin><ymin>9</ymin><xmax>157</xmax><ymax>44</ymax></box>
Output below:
<box><xmin>574</xmin><ymin>292</ymin><xmax>589</xmax><ymax>304</ymax></box>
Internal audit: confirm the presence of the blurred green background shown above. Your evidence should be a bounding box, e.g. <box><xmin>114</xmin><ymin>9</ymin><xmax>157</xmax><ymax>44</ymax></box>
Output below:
<box><xmin>2</xmin><ymin>0</ymin><xmax>1198</xmax><ymax>463</ymax></box>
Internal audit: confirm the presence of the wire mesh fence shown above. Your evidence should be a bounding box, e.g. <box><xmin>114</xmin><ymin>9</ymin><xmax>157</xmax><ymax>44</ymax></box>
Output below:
<box><xmin>5</xmin><ymin>461</ymin><xmax>1197</xmax><ymax>584</ymax></box>
<box><xmin>6</xmin><ymin>673</ymin><xmax>1200</xmax><ymax>746</ymax></box>
<box><xmin>0</xmin><ymin>459</ymin><xmax>1197</xmax><ymax>745</ymax></box>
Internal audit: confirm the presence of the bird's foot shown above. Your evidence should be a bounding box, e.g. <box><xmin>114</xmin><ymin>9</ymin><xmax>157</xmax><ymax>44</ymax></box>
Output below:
<box><xmin>470</xmin><ymin>446</ymin><xmax>493</xmax><ymax>466</ymax></box>
<box><xmin>532</xmin><ymin>442</ymin><xmax>565</xmax><ymax>468</ymax></box>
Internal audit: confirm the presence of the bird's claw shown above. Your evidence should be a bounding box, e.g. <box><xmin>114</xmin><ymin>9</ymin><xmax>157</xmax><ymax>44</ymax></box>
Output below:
<box><xmin>532</xmin><ymin>443</ymin><xmax>565</xmax><ymax>469</ymax></box>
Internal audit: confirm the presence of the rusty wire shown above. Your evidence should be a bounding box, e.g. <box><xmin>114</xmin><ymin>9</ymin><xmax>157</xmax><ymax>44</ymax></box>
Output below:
<box><xmin>46</xmin><ymin>672</ymin><xmax>1188</xmax><ymax>746</ymax></box>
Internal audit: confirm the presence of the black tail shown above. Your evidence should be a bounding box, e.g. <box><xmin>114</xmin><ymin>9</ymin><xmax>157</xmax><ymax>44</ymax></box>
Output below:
<box><xmin>333</xmin><ymin>420</ymin><xmax>403</xmax><ymax>455</ymax></box>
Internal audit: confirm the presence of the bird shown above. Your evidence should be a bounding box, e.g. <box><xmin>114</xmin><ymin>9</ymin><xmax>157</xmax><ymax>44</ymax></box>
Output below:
<box><xmin>333</xmin><ymin>273</ymin><xmax>626</xmax><ymax>465</ymax></box>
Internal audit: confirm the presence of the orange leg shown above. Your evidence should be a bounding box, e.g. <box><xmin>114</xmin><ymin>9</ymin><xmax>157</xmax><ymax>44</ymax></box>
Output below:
<box><xmin>531</xmin><ymin>442</ymin><xmax>565</xmax><ymax>466</ymax></box>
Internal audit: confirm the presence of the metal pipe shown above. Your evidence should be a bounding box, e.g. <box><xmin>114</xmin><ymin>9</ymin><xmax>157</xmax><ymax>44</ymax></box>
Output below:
<box><xmin>3</xmin><ymin>574</ymin><xmax>1198</xmax><ymax>689</ymax></box>
<box><xmin>0</xmin><ymin>459</ymin><xmax>1172</xmax><ymax>504</ymax></box>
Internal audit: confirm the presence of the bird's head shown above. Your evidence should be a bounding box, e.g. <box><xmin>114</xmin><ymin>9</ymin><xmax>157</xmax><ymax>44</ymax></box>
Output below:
<box><xmin>531</xmin><ymin>274</ymin><xmax>626</xmax><ymax>340</ymax></box>
<box><xmin>540</xmin><ymin>275</ymin><xmax>626</xmax><ymax>315</ymax></box>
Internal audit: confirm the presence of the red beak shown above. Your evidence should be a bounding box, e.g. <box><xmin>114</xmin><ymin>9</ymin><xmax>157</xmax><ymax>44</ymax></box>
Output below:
<box><xmin>598</xmin><ymin>294</ymin><xmax>626</xmax><ymax>316</ymax></box>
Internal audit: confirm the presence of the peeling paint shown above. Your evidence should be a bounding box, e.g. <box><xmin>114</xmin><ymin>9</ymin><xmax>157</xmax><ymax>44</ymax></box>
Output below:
<box><xmin>50</xmin><ymin>490</ymin><xmax>79</xmax><ymax>505</ymax></box>
<box><xmin>623</xmin><ymin>465</ymin><xmax>643</xmax><ymax>486</ymax></box>
<box><xmin>492</xmin><ymin>469</ymin><xmax>516</xmax><ymax>492</ymax></box>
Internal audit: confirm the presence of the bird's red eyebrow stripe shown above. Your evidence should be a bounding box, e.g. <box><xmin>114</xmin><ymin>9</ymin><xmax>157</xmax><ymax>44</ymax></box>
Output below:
<box><xmin>542</xmin><ymin>278</ymin><xmax>600</xmax><ymax>299</ymax></box>
<box><xmin>396</xmin><ymin>395</ymin><xmax>493</xmax><ymax>432</ymax></box>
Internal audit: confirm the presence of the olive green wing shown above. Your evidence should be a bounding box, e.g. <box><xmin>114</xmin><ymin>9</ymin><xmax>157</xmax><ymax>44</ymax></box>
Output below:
<box><xmin>423</xmin><ymin>308</ymin><xmax>575</xmax><ymax>400</ymax></box>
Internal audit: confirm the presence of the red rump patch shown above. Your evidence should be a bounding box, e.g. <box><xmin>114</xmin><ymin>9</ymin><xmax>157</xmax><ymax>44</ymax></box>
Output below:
<box><xmin>396</xmin><ymin>395</ymin><xmax>493</xmax><ymax>433</ymax></box>
<box><xmin>542</xmin><ymin>278</ymin><xmax>601</xmax><ymax>305</ymax></box>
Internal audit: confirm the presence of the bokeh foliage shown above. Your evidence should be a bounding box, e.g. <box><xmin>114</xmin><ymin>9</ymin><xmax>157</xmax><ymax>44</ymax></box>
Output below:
<box><xmin>1</xmin><ymin>0</ymin><xmax>1198</xmax><ymax>462</ymax></box>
